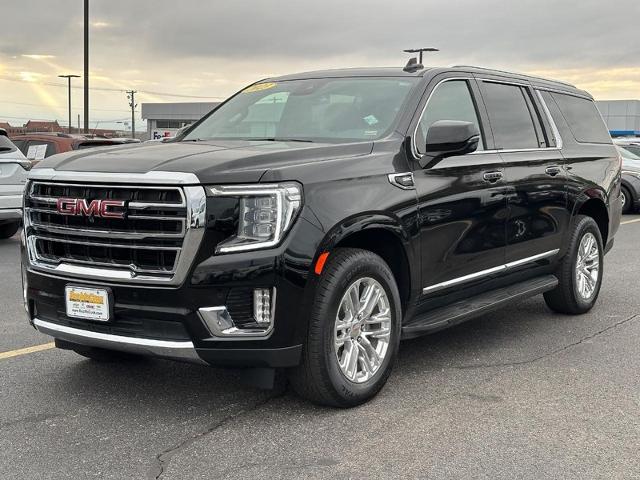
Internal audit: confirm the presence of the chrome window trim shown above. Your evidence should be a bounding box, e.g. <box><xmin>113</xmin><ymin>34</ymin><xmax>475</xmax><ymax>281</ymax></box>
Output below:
<box><xmin>422</xmin><ymin>249</ymin><xmax>559</xmax><ymax>295</ymax></box>
<box><xmin>411</xmin><ymin>76</ymin><xmax>566</xmax><ymax>160</ymax></box>
<box><xmin>535</xmin><ymin>89</ymin><xmax>564</xmax><ymax>149</ymax></box>
<box><xmin>411</xmin><ymin>76</ymin><xmax>478</xmax><ymax>159</ymax></box>
<box><xmin>33</xmin><ymin>318</ymin><xmax>207</xmax><ymax>364</ymax></box>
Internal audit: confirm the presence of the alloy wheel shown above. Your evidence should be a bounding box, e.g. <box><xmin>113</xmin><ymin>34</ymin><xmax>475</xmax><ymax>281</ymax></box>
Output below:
<box><xmin>334</xmin><ymin>277</ymin><xmax>392</xmax><ymax>383</ymax></box>
<box><xmin>575</xmin><ymin>232</ymin><xmax>600</xmax><ymax>300</ymax></box>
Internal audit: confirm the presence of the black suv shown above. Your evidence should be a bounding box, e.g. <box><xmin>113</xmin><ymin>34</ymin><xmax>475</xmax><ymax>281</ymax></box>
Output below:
<box><xmin>22</xmin><ymin>66</ymin><xmax>622</xmax><ymax>407</ymax></box>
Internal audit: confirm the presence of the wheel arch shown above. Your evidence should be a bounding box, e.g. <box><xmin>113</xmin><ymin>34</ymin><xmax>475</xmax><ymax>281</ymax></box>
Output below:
<box><xmin>574</xmin><ymin>195</ymin><xmax>609</xmax><ymax>246</ymax></box>
<box><xmin>314</xmin><ymin>214</ymin><xmax>417</xmax><ymax>315</ymax></box>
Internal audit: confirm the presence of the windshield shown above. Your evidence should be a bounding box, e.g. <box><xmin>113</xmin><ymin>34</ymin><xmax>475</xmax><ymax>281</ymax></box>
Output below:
<box><xmin>183</xmin><ymin>77</ymin><xmax>418</xmax><ymax>143</ymax></box>
<box><xmin>618</xmin><ymin>145</ymin><xmax>640</xmax><ymax>161</ymax></box>
<box><xmin>620</xmin><ymin>144</ymin><xmax>640</xmax><ymax>157</ymax></box>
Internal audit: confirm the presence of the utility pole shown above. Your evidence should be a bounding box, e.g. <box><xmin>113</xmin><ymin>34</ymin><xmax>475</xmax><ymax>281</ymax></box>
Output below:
<box><xmin>83</xmin><ymin>0</ymin><xmax>89</xmax><ymax>133</ymax></box>
<box><xmin>58</xmin><ymin>74</ymin><xmax>80</xmax><ymax>134</ymax></box>
<box><xmin>127</xmin><ymin>90</ymin><xmax>137</xmax><ymax>139</ymax></box>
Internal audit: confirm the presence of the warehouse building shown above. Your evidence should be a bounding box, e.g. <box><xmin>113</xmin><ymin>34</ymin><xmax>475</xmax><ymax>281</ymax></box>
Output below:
<box><xmin>141</xmin><ymin>102</ymin><xmax>220</xmax><ymax>140</ymax></box>
<box><xmin>596</xmin><ymin>100</ymin><xmax>640</xmax><ymax>137</ymax></box>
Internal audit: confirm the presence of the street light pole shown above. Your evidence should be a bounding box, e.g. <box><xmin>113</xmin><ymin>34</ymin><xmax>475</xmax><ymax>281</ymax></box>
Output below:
<box><xmin>58</xmin><ymin>74</ymin><xmax>80</xmax><ymax>134</ymax></box>
<box><xmin>83</xmin><ymin>0</ymin><xmax>89</xmax><ymax>133</ymax></box>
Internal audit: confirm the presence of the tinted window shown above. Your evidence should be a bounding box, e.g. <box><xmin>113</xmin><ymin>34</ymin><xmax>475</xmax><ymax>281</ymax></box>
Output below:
<box><xmin>11</xmin><ymin>139</ymin><xmax>27</xmax><ymax>154</ymax></box>
<box><xmin>26</xmin><ymin>141</ymin><xmax>56</xmax><ymax>160</ymax></box>
<box><xmin>551</xmin><ymin>93</ymin><xmax>611</xmax><ymax>144</ymax></box>
<box><xmin>417</xmin><ymin>80</ymin><xmax>484</xmax><ymax>153</ymax></box>
<box><xmin>481</xmin><ymin>82</ymin><xmax>539</xmax><ymax>149</ymax></box>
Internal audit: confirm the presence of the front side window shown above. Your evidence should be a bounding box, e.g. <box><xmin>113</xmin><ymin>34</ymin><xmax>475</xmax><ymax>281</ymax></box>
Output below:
<box><xmin>481</xmin><ymin>82</ymin><xmax>539</xmax><ymax>150</ymax></box>
<box><xmin>417</xmin><ymin>80</ymin><xmax>484</xmax><ymax>154</ymax></box>
<box><xmin>183</xmin><ymin>77</ymin><xmax>418</xmax><ymax>143</ymax></box>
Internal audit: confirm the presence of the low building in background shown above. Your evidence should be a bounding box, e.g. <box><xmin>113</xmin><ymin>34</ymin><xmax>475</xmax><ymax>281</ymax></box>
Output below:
<box><xmin>141</xmin><ymin>102</ymin><xmax>220</xmax><ymax>140</ymax></box>
<box><xmin>596</xmin><ymin>100</ymin><xmax>640</xmax><ymax>137</ymax></box>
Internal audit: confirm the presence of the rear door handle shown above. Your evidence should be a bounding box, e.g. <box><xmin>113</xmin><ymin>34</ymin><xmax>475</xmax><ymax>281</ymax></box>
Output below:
<box><xmin>483</xmin><ymin>171</ymin><xmax>503</xmax><ymax>183</ymax></box>
<box><xmin>545</xmin><ymin>166</ymin><xmax>562</xmax><ymax>176</ymax></box>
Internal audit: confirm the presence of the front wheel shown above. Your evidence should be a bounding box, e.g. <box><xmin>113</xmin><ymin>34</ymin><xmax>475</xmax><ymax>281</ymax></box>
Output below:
<box><xmin>289</xmin><ymin>248</ymin><xmax>402</xmax><ymax>407</ymax></box>
<box><xmin>544</xmin><ymin>215</ymin><xmax>603</xmax><ymax>314</ymax></box>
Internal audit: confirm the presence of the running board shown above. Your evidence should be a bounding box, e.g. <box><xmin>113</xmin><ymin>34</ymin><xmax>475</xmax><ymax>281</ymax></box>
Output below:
<box><xmin>402</xmin><ymin>275</ymin><xmax>559</xmax><ymax>340</ymax></box>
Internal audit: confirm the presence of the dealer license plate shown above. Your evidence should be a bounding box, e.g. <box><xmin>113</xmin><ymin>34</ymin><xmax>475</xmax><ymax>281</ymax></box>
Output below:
<box><xmin>65</xmin><ymin>286</ymin><xmax>110</xmax><ymax>322</ymax></box>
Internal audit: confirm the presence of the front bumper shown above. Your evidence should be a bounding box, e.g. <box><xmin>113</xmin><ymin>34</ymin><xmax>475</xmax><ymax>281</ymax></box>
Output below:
<box><xmin>23</xmin><ymin>215</ymin><xmax>323</xmax><ymax>368</ymax></box>
<box><xmin>0</xmin><ymin>191</ymin><xmax>23</xmax><ymax>221</ymax></box>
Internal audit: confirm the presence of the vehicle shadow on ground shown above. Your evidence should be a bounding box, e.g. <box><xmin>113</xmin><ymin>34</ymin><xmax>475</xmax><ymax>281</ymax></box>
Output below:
<box><xmin>48</xmin><ymin>295</ymin><xmax>564</xmax><ymax>415</ymax></box>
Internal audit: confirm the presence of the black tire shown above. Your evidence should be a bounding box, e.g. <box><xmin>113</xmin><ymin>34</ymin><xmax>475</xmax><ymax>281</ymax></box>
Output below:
<box><xmin>0</xmin><ymin>221</ymin><xmax>20</xmax><ymax>239</ymax></box>
<box><xmin>621</xmin><ymin>186</ymin><xmax>633</xmax><ymax>214</ymax></box>
<box><xmin>288</xmin><ymin>248</ymin><xmax>402</xmax><ymax>407</ymax></box>
<box><xmin>55</xmin><ymin>339</ymin><xmax>143</xmax><ymax>362</ymax></box>
<box><xmin>544</xmin><ymin>215</ymin><xmax>604</xmax><ymax>314</ymax></box>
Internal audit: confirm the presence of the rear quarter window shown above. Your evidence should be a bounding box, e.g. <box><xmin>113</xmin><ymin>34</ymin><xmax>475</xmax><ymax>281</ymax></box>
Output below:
<box><xmin>550</xmin><ymin>93</ymin><xmax>611</xmax><ymax>144</ymax></box>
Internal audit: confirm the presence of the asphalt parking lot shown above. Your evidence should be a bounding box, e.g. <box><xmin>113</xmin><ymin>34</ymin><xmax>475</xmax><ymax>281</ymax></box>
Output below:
<box><xmin>2</xmin><ymin>217</ymin><xmax>640</xmax><ymax>480</ymax></box>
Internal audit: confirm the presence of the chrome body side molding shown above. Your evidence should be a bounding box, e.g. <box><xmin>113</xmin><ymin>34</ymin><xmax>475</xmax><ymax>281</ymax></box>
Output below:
<box><xmin>422</xmin><ymin>249</ymin><xmax>560</xmax><ymax>295</ymax></box>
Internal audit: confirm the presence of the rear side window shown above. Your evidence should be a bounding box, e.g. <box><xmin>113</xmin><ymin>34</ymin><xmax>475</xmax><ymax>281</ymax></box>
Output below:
<box><xmin>550</xmin><ymin>93</ymin><xmax>611</xmax><ymax>144</ymax></box>
<box><xmin>481</xmin><ymin>81</ymin><xmax>540</xmax><ymax>150</ymax></box>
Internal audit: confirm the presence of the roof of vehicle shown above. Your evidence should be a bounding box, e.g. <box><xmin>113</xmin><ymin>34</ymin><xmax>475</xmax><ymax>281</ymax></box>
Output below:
<box><xmin>267</xmin><ymin>65</ymin><xmax>588</xmax><ymax>97</ymax></box>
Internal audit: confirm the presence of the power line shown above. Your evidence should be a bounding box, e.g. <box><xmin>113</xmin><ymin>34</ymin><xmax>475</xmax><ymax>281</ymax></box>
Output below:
<box><xmin>0</xmin><ymin>99</ymin><xmax>131</xmax><ymax>113</ymax></box>
<box><xmin>0</xmin><ymin>76</ymin><xmax>225</xmax><ymax>99</ymax></box>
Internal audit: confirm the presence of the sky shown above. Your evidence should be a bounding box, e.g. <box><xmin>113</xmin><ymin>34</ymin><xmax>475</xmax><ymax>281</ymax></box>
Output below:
<box><xmin>1</xmin><ymin>0</ymin><xmax>638</xmax><ymax>131</ymax></box>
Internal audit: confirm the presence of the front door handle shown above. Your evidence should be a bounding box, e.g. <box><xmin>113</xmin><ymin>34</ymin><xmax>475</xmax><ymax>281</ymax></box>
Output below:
<box><xmin>483</xmin><ymin>171</ymin><xmax>503</xmax><ymax>183</ymax></box>
<box><xmin>545</xmin><ymin>166</ymin><xmax>562</xmax><ymax>176</ymax></box>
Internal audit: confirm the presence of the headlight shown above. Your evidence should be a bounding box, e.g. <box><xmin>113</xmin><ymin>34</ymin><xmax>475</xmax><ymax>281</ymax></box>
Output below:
<box><xmin>209</xmin><ymin>182</ymin><xmax>302</xmax><ymax>253</ymax></box>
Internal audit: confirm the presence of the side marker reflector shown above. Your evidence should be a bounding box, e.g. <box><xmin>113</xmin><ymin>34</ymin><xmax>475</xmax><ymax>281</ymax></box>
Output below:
<box><xmin>314</xmin><ymin>252</ymin><xmax>330</xmax><ymax>275</ymax></box>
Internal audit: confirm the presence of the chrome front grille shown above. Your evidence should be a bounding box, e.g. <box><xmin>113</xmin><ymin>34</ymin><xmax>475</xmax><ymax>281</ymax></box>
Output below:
<box><xmin>24</xmin><ymin>177</ymin><xmax>206</xmax><ymax>286</ymax></box>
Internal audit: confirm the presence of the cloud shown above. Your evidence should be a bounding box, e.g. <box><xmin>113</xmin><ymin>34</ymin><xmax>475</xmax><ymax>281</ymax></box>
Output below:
<box><xmin>0</xmin><ymin>0</ymin><xmax>638</xmax><ymax>126</ymax></box>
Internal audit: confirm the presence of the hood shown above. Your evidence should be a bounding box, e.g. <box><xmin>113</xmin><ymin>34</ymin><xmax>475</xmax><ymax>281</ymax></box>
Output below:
<box><xmin>33</xmin><ymin>139</ymin><xmax>373</xmax><ymax>184</ymax></box>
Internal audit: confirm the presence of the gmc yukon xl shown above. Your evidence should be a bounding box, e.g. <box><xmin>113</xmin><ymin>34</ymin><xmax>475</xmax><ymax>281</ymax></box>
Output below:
<box><xmin>22</xmin><ymin>66</ymin><xmax>622</xmax><ymax>406</ymax></box>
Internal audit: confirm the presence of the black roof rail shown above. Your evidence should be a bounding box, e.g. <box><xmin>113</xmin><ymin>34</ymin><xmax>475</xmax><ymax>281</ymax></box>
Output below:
<box><xmin>451</xmin><ymin>65</ymin><xmax>576</xmax><ymax>88</ymax></box>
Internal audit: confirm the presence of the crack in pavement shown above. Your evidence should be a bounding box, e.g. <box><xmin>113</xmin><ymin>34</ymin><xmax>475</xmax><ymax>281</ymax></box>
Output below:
<box><xmin>449</xmin><ymin>313</ymin><xmax>639</xmax><ymax>370</ymax></box>
<box><xmin>148</xmin><ymin>391</ymin><xmax>285</xmax><ymax>480</ymax></box>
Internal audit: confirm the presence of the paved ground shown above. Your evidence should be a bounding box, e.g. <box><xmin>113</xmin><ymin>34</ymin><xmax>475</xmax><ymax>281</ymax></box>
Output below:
<box><xmin>2</xmin><ymin>217</ymin><xmax>640</xmax><ymax>480</ymax></box>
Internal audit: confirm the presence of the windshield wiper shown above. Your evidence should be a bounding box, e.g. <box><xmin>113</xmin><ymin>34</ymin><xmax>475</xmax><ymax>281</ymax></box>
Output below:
<box><xmin>248</xmin><ymin>138</ymin><xmax>313</xmax><ymax>143</ymax></box>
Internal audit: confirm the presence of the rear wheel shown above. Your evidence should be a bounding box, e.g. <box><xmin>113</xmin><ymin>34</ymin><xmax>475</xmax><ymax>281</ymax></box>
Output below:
<box><xmin>544</xmin><ymin>215</ymin><xmax>603</xmax><ymax>314</ymax></box>
<box><xmin>0</xmin><ymin>221</ymin><xmax>19</xmax><ymax>239</ymax></box>
<box><xmin>289</xmin><ymin>248</ymin><xmax>402</xmax><ymax>407</ymax></box>
<box><xmin>621</xmin><ymin>186</ymin><xmax>633</xmax><ymax>214</ymax></box>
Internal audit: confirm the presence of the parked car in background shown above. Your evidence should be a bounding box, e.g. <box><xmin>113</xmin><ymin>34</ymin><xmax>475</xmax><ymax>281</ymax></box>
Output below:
<box><xmin>0</xmin><ymin>129</ymin><xmax>31</xmax><ymax>238</ymax></box>
<box><xmin>614</xmin><ymin>138</ymin><xmax>640</xmax><ymax>158</ymax></box>
<box><xmin>616</xmin><ymin>145</ymin><xmax>640</xmax><ymax>213</ymax></box>
<box><xmin>10</xmin><ymin>133</ymin><xmax>132</xmax><ymax>161</ymax></box>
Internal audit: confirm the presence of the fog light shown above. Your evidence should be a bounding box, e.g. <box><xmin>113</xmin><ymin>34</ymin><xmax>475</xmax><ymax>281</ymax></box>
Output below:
<box><xmin>253</xmin><ymin>288</ymin><xmax>273</xmax><ymax>325</ymax></box>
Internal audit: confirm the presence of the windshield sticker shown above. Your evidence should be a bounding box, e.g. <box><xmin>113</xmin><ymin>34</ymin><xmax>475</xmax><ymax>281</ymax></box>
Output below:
<box><xmin>243</xmin><ymin>82</ymin><xmax>277</xmax><ymax>93</ymax></box>
<box><xmin>363</xmin><ymin>115</ymin><xmax>379</xmax><ymax>126</ymax></box>
<box><xmin>364</xmin><ymin>130</ymin><xmax>378</xmax><ymax>136</ymax></box>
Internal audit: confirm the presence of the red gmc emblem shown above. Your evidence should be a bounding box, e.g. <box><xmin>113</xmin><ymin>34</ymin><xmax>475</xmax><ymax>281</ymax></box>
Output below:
<box><xmin>56</xmin><ymin>198</ymin><xmax>126</xmax><ymax>219</ymax></box>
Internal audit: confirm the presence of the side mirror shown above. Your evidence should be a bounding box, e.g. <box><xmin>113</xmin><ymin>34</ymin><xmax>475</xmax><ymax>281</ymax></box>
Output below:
<box><xmin>420</xmin><ymin>120</ymin><xmax>480</xmax><ymax>168</ymax></box>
